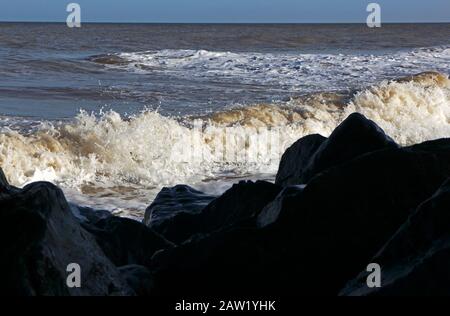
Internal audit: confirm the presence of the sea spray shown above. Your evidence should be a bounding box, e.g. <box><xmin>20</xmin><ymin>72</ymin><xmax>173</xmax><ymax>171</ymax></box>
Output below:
<box><xmin>0</xmin><ymin>72</ymin><xmax>449</xmax><ymax>215</ymax></box>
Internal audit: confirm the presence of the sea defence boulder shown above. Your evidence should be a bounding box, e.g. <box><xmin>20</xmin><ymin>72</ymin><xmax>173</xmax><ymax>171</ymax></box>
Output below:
<box><xmin>81</xmin><ymin>216</ymin><xmax>174</xmax><ymax>267</ymax></box>
<box><xmin>340</xmin><ymin>178</ymin><xmax>450</xmax><ymax>296</ymax></box>
<box><xmin>144</xmin><ymin>185</ymin><xmax>216</xmax><ymax>243</ymax></box>
<box><xmin>275</xmin><ymin>113</ymin><xmax>398</xmax><ymax>186</ymax></box>
<box><xmin>275</xmin><ymin>134</ymin><xmax>326</xmax><ymax>186</ymax></box>
<box><xmin>144</xmin><ymin>185</ymin><xmax>216</xmax><ymax>227</ymax></box>
<box><xmin>0</xmin><ymin>169</ymin><xmax>133</xmax><ymax>296</ymax></box>
<box><xmin>145</xmin><ymin>181</ymin><xmax>281</xmax><ymax>244</ymax></box>
<box><xmin>150</xmin><ymin>135</ymin><xmax>450</xmax><ymax>295</ymax></box>
<box><xmin>257</xmin><ymin>185</ymin><xmax>304</xmax><ymax>228</ymax></box>
<box><xmin>3</xmin><ymin>111</ymin><xmax>450</xmax><ymax>296</ymax></box>
<box><xmin>118</xmin><ymin>265</ymin><xmax>154</xmax><ymax>296</ymax></box>
<box><xmin>269</xmin><ymin>137</ymin><xmax>450</xmax><ymax>294</ymax></box>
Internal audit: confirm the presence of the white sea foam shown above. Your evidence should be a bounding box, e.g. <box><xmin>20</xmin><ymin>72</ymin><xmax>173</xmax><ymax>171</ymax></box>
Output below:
<box><xmin>114</xmin><ymin>46</ymin><xmax>450</xmax><ymax>93</ymax></box>
<box><xmin>0</xmin><ymin>72</ymin><xmax>449</xmax><ymax>217</ymax></box>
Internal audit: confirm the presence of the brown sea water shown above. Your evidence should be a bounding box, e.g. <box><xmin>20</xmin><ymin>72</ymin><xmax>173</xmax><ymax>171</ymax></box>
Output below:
<box><xmin>0</xmin><ymin>23</ymin><xmax>449</xmax><ymax>218</ymax></box>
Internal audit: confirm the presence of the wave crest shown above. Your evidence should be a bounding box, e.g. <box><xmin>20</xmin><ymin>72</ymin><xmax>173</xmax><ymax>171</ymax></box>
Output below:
<box><xmin>0</xmin><ymin>72</ymin><xmax>449</xmax><ymax>195</ymax></box>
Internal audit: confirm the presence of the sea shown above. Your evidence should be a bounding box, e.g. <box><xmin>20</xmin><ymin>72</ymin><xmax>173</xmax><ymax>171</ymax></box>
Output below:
<box><xmin>0</xmin><ymin>23</ymin><xmax>449</xmax><ymax>218</ymax></box>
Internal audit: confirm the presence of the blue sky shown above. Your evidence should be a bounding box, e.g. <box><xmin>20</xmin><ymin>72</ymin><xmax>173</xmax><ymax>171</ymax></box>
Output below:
<box><xmin>0</xmin><ymin>0</ymin><xmax>449</xmax><ymax>23</ymax></box>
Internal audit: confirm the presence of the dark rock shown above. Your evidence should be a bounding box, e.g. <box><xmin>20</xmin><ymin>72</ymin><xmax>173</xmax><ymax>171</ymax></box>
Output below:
<box><xmin>276</xmin><ymin>113</ymin><xmax>398</xmax><ymax>186</ymax></box>
<box><xmin>340</xmin><ymin>178</ymin><xmax>450</xmax><ymax>296</ymax></box>
<box><xmin>150</xmin><ymin>226</ymin><xmax>282</xmax><ymax>295</ymax></box>
<box><xmin>144</xmin><ymin>184</ymin><xmax>215</xmax><ymax>227</ymax></box>
<box><xmin>150</xmin><ymin>137</ymin><xmax>450</xmax><ymax>295</ymax></box>
<box><xmin>0</xmin><ymin>169</ymin><xmax>19</xmax><ymax>198</ymax></box>
<box><xmin>70</xmin><ymin>204</ymin><xmax>112</xmax><ymax>224</ymax></box>
<box><xmin>82</xmin><ymin>216</ymin><xmax>174</xmax><ymax>267</ymax></box>
<box><xmin>146</xmin><ymin>181</ymin><xmax>282</xmax><ymax>244</ymax></box>
<box><xmin>271</xmin><ymin>137</ymin><xmax>450</xmax><ymax>294</ymax></box>
<box><xmin>199</xmin><ymin>180</ymin><xmax>282</xmax><ymax>233</ymax></box>
<box><xmin>119</xmin><ymin>265</ymin><xmax>154</xmax><ymax>296</ymax></box>
<box><xmin>275</xmin><ymin>134</ymin><xmax>326</xmax><ymax>186</ymax></box>
<box><xmin>0</xmin><ymin>170</ymin><xmax>133</xmax><ymax>296</ymax></box>
<box><xmin>257</xmin><ymin>185</ymin><xmax>304</xmax><ymax>228</ymax></box>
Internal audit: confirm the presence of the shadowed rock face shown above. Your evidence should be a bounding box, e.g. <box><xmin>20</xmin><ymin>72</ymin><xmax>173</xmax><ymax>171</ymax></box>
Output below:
<box><xmin>82</xmin><ymin>216</ymin><xmax>174</xmax><ymax>267</ymax></box>
<box><xmin>275</xmin><ymin>113</ymin><xmax>398</xmax><ymax>186</ymax></box>
<box><xmin>269</xmin><ymin>138</ymin><xmax>450</xmax><ymax>294</ymax></box>
<box><xmin>148</xmin><ymin>117</ymin><xmax>450</xmax><ymax>295</ymax></box>
<box><xmin>340</xmin><ymin>179</ymin><xmax>450</xmax><ymax>296</ymax></box>
<box><xmin>257</xmin><ymin>185</ymin><xmax>304</xmax><ymax>228</ymax></box>
<box><xmin>3</xmin><ymin>112</ymin><xmax>450</xmax><ymax>296</ymax></box>
<box><xmin>275</xmin><ymin>134</ymin><xmax>326</xmax><ymax>186</ymax></box>
<box><xmin>145</xmin><ymin>181</ymin><xmax>281</xmax><ymax>244</ymax></box>
<box><xmin>144</xmin><ymin>185</ymin><xmax>216</xmax><ymax>243</ymax></box>
<box><xmin>144</xmin><ymin>185</ymin><xmax>216</xmax><ymax>228</ymax></box>
<box><xmin>118</xmin><ymin>265</ymin><xmax>154</xmax><ymax>296</ymax></box>
<box><xmin>0</xmin><ymin>169</ymin><xmax>134</xmax><ymax>296</ymax></box>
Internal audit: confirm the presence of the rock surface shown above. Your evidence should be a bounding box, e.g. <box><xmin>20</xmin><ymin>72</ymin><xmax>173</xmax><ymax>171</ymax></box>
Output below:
<box><xmin>275</xmin><ymin>134</ymin><xmax>326</xmax><ymax>186</ymax></box>
<box><xmin>270</xmin><ymin>137</ymin><xmax>450</xmax><ymax>294</ymax></box>
<box><xmin>340</xmin><ymin>178</ymin><xmax>450</xmax><ymax>296</ymax></box>
<box><xmin>0</xmin><ymin>169</ymin><xmax>134</xmax><ymax>296</ymax></box>
<box><xmin>145</xmin><ymin>181</ymin><xmax>281</xmax><ymax>244</ymax></box>
<box><xmin>3</xmin><ymin>112</ymin><xmax>450</xmax><ymax>296</ymax></box>
<box><xmin>150</xmin><ymin>136</ymin><xmax>450</xmax><ymax>295</ymax></box>
<box><xmin>144</xmin><ymin>185</ymin><xmax>216</xmax><ymax>228</ymax></box>
<box><xmin>82</xmin><ymin>216</ymin><xmax>174</xmax><ymax>267</ymax></box>
<box><xmin>276</xmin><ymin>113</ymin><xmax>398</xmax><ymax>185</ymax></box>
<box><xmin>119</xmin><ymin>265</ymin><xmax>154</xmax><ymax>296</ymax></box>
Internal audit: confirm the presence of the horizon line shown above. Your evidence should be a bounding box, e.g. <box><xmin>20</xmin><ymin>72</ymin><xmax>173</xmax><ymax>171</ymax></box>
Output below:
<box><xmin>0</xmin><ymin>20</ymin><xmax>449</xmax><ymax>24</ymax></box>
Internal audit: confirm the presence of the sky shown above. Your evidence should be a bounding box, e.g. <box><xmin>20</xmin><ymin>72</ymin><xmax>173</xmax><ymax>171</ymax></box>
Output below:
<box><xmin>0</xmin><ymin>0</ymin><xmax>449</xmax><ymax>23</ymax></box>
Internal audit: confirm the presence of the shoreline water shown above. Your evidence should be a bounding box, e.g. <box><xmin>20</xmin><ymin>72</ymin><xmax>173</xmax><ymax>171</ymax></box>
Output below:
<box><xmin>0</xmin><ymin>23</ymin><xmax>449</xmax><ymax>217</ymax></box>
<box><xmin>1</xmin><ymin>71</ymin><xmax>449</xmax><ymax>218</ymax></box>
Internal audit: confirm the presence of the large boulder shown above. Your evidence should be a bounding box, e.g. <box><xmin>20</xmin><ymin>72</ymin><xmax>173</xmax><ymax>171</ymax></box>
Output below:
<box><xmin>81</xmin><ymin>216</ymin><xmax>174</xmax><ymax>267</ymax></box>
<box><xmin>257</xmin><ymin>185</ymin><xmax>304</xmax><ymax>228</ymax></box>
<box><xmin>276</xmin><ymin>113</ymin><xmax>398</xmax><ymax>186</ymax></box>
<box><xmin>150</xmin><ymin>137</ymin><xmax>450</xmax><ymax>295</ymax></box>
<box><xmin>340</xmin><ymin>178</ymin><xmax>450</xmax><ymax>296</ymax></box>
<box><xmin>0</xmin><ymin>169</ymin><xmax>133</xmax><ymax>296</ymax></box>
<box><xmin>275</xmin><ymin>134</ymin><xmax>326</xmax><ymax>186</ymax></box>
<box><xmin>146</xmin><ymin>181</ymin><xmax>282</xmax><ymax>244</ymax></box>
<box><xmin>150</xmin><ymin>226</ymin><xmax>283</xmax><ymax>295</ymax></box>
<box><xmin>119</xmin><ymin>265</ymin><xmax>154</xmax><ymax>296</ymax></box>
<box><xmin>144</xmin><ymin>185</ymin><xmax>215</xmax><ymax>227</ymax></box>
<box><xmin>70</xmin><ymin>204</ymin><xmax>112</xmax><ymax>224</ymax></box>
<box><xmin>269</xmin><ymin>137</ymin><xmax>450</xmax><ymax>294</ymax></box>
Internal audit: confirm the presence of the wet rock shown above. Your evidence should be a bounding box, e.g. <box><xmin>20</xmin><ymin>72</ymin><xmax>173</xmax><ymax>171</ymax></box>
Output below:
<box><xmin>150</xmin><ymin>137</ymin><xmax>450</xmax><ymax>295</ymax></box>
<box><xmin>271</xmin><ymin>137</ymin><xmax>450</xmax><ymax>294</ymax></box>
<box><xmin>70</xmin><ymin>204</ymin><xmax>112</xmax><ymax>224</ymax></box>
<box><xmin>257</xmin><ymin>185</ymin><xmax>304</xmax><ymax>228</ymax></box>
<box><xmin>299</xmin><ymin>112</ymin><xmax>398</xmax><ymax>183</ymax></box>
<box><xmin>144</xmin><ymin>185</ymin><xmax>215</xmax><ymax>227</ymax></box>
<box><xmin>340</xmin><ymin>178</ymin><xmax>450</xmax><ymax>296</ymax></box>
<box><xmin>119</xmin><ymin>265</ymin><xmax>154</xmax><ymax>296</ymax></box>
<box><xmin>198</xmin><ymin>180</ymin><xmax>282</xmax><ymax>233</ymax></box>
<box><xmin>150</xmin><ymin>226</ymin><xmax>281</xmax><ymax>295</ymax></box>
<box><xmin>276</xmin><ymin>113</ymin><xmax>398</xmax><ymax>186</ymax></box>
<box><xmin>82</xmin><ymin>216</ymin><xmax>174</xmax><ymax>267</ymax></box>
<box><xmin>275</xmin><ymin>134</ymin><xmax>326</xmax><ymax>186</ymax></box>
<box><xmin>0</xmin><ymin>171</ymin><xmax>133</xmax><ymax>296</ymax></box>
<box><xmin>146</xmin><ymin>181</ymin><xmax>282</xmax><ymax>244</ymax></box>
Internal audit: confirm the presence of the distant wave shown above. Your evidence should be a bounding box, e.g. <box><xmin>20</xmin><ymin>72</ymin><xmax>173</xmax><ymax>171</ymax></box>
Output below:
<box><xmin>89</xmin><ymin>46</ymin><xmax>450</xmax><ymax>93</ymax></box>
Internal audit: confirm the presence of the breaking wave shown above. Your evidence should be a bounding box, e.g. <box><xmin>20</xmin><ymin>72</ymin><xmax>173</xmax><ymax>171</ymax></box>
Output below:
<box><xmin>0</xmin><ymin>71</ymin><xmax>449</xmax><ymax>215</ymax></box>
<box><xmin>90</xmin><ymin>46</ymin><xmax>450</xmax><ymax>93</ymax></box>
